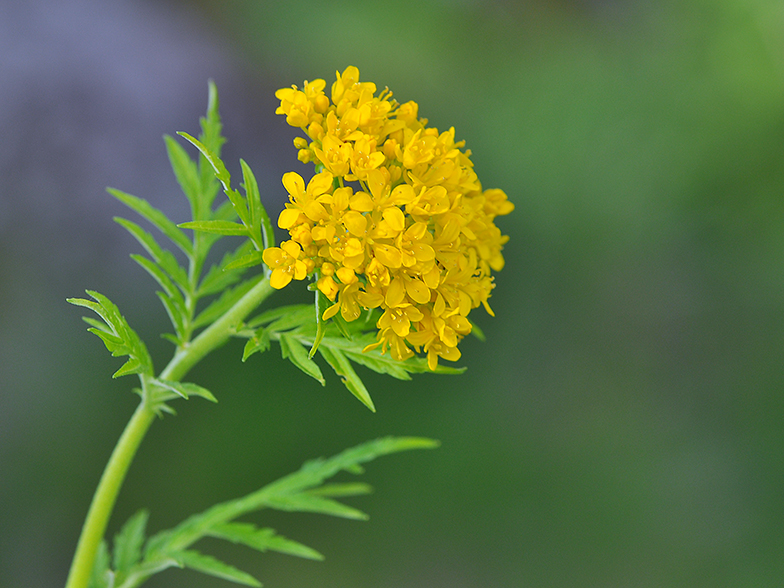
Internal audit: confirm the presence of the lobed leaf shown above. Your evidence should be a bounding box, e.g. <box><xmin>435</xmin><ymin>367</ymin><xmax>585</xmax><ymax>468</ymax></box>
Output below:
<box><xmin>113</xmin><ymin>509</ymin><xmax>149</xmax><ymax>575</ymax></box>
<box><xmin>108</xmin><ymin>188</ymin><xmax>192</xmax><ymax>256</ymax></box>
<box><xmin>279</xmin><ymin>332</ymin><xmax>325</xmax><ymax>385</ymax></box>
<box><xmin>192</xmin><ymin>275</ymin><xmax>264</xmax><ymax>331</ymax></box>
<box><xmin>113</xmin><ymin>217</ymin><xmax>189</xmax><ymax>292</ymax></box>
<box><xmin>318</xmin><ymin>346</ymin><xmax>375</xmax><ymax>412</ymax></box>
<box><xmin>208</xmin><ymin>522</ymin><xmax>324</xmax><ymax>561</ymax></box>
<box><xmin>68</xmin><ymin>291</ymin><xmax>153</xmax><ymax>378</ymax></box>
<box><xmin>178</xmin><ymin>220</ymin><xmax>249</xmax><ymax>237</ymax></box>
<box><xmin>164</xmin><ymin>134</ymin><xmax>202</xmax><ymax>217</ymax></box>
<box><xmin>175</xmin><ymin>550</ymin><xmax>260</xmax><ymax>587</ymax></box>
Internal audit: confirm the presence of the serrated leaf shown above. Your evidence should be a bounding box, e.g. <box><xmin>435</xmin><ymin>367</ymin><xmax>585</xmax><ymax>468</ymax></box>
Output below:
<box><xmin>242</xmin><ymin>329</ymin><xmax>271</xmax><ymax>361</ymax></box>
<box><xmin>208</xmin><ymin>523</ymin><xmax>323</xmax><ymax>561</ymax></box>
<box><xmin>197</xmin><ymin>241</ymin><xmax>254</xmax><ymax>297</ymax></box>
<box><xmin>113</xmin><ymin>509</ymin><xmax>149</xmax><ymax>574</ymax></box>
<box><xmin>176</xmin><ymin>550</ymin><xmax>261</xmax><ymax>587</ymax></box>
<box><xmin>192</xmin><ymin>275</ymin><xmax>263</xmax><ymax>330</ymax></box>
<box><xmin>178</xmin><ymin>220</ymin><xmax>249</xmax><ymax>236</ymax></box>
<box><xmin>145</xmin><ymin>437</ymin><xmax>438</xmax><ymax>559</ymax></box>
<box><xmin>156</xmin><ymin>291</ymin><xmax>187</xmax><ymax>343</ymax></box>
<box><xmin>280</xmin><ymin>332</ymin><xmax>325</xmax><ymax>385</ymax></box>
<box><xmin>68</xmin><ymin>291</ymin><xmax>153</xmax><ymax>378</ymax></box>
<box><xmin>246</xmin><ymin>304</ymin><xmax>312</xmax><ymax>330</ymax></box>
<box><xmin>306</xmin><ymin>482</ymin><xmax>373</xmax><ymax>497</ymax></box>
<box><xmin>266</xmin><ymin>493</ymin><xmax>368</xmax><ymax>520</ymax></box>
<box><xmin>113</xmin><ymin>217</ymin><xmax>189</xmax><ymax>291</ymax></box>
<box><xmin>152</xmin><ymin>379</ymin><xmax>218</xmax><ymax>403</ymax></box>
<box><xmin>108</xmin><ymin>188</ymin><xmax>192</xmax><ymax>255</ymax></box>
<box><xmin>239</xmin><ymin>158</ymin><xmax>274</xmax><ymax>251</ymax></box>
<box><xmin>318</xmin><ymin>346</ymin><xmax>375</xmax><ymax>411</ymax></box>
<box><xmin>177</xmin><ymin>132</ymin><xmax>251</xmax><ymax>227</ymax></box>
<box><xmin>89</xmin><ymin>540</ymin><xmax>111</xmax><ymax>588</ymax></box>
<box><xmin>129</xmin><ymin>254</ymin><xmax>181</xmax><ymax>301</ymax></box>
<box><xmin>223</xmin><ymin>250</ymin><xmax>263</xmax><ymax>271</ymax></box>
<box><xmin>164</xmin><ymin>134</ymin><xmax>201</xmax><ymax>215</ymax></box>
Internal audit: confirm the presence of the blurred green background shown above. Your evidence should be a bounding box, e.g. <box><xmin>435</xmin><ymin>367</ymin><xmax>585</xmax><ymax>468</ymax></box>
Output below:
<box><xmin>3</xmin><ymin>0</ymin><xmax>784</xmax><ymax>586</ymax></box>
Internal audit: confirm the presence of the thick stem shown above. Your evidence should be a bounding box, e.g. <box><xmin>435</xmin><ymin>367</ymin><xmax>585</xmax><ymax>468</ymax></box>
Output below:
<box><xmin>64</xmin><ymin>401</ymin><xmax>156</xmax><ymax>588</ymax></box>
<box><xmin>65</xmin><ymin>275</ymin><xmax>274</xmax><ymax>588</ymax></box>
<box><xmin>160</xmin><ymin>276</ymin><xmax>273</xmax><ymax>381</ymax></box>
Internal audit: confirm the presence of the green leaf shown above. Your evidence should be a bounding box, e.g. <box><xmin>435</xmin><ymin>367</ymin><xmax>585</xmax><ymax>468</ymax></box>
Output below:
<box><xmin>318</xmin><ymin>346</ymin><xmax>375</xmax><ymax>412</ymax></box>
<box><xmin>152</xmin><ymin>378</ymin><xmax>218</xmax><ymax>403</ymax></box>
<box><xmin>113</xmin><ymin>217</ymin><xmax>189</xmax><ymax>291</ymax></box>
<box><xmin>192</xmin><ymin>274</ymin><xmax>264</xmax><ymax>330</ymax></box>
<box><xmin>156</xmin><ymin>291</ymin><xmax>188</xmax><ymax>343</ymax></box>
<box><xmin>266</xmin><ymin>493</ymin><xmax>368</xmax><ymax>520</ymax></box>
<box><xmin>146</xmin><ymin>437</ymin><xmax>438</xmax><ymax>559</ymax></box>
<box><xmin>177</xmin><ymin>132</ymin><xmax>251</xmax><ymax>227</ymax></box>
<box><xmin>68</xmin><ymin>290</ymin><xmax>153</xmax><ymax>378</ymax></box>
<box><xmin>242</xmin><ymin>328</ymin><xmax>271</xmax><ymax>361</ymax></box>
<box><xmin>178</xmin><ymin>220</ymin><xmax>249</xmax><ymax>236</ymax></box>
<box><xmin>197</xmin><ymin>241</ymin><xmax>254</xmax><ymax>297</ymax></box>
<box><xmin>260</xmin><ymin>305</ymin><xmax>315</xmax><ymax>333</ymax></box>
<box><xmin>108</xmin><ymin>188</ymin><xmax>192</xmax><ymax>256</ymax></box>
<box><xmin>89</xmin><ymin>540</ymin><xmax>111</xmax><ymax>588</ymax></box>
<box><xmin>239</xmin><ymin>158</ymin><xmax>275</xmax><ymax>251</ymax></box>
<box><xmin>469</xmin><ymin>319</ymin><xmax>486</xmax><ymax>341</ymax></box>
<box><xmin>223</xmin><ymin>250</ymin><xmax>263</xmax><ymax>271</ymax></box>
<box><xmin>280</xmin><ymin>332</ymin><xmax>325</xmax><ymax>385</ymax></box>
<box><xmin>175</xmin><ymin>550</ymin><xmax>261</xmax><ymax>587</ymax></box>
<box><xmin>129</xmin><ymin>254</ymin><xmax>181</xmax><ymax>301</ymax></box>
<box><xmin>208</xmin><ymin>523</ymin><xmax>324</xmax><ymax>561</ymax></box>
<box><xmin>306</xmin><ymin>482</ymin><xmax>373</xmax><ymax>498</ymax></box>
<box><xmin>164</xmin><ymin>134</ymin><xmax>201</xmax><ymax>216</ymax></box>
<box><xmin>113</xmin><ymin>509</ymin><xmax>149</xmax><ymax>574</ymax></box>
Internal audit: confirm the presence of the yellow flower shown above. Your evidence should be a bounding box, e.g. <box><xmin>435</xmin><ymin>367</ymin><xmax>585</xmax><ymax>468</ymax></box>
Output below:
<box><xmin>266</xmin><ymin>66</ymin><xmax>513</xmax><ymax>369</ymax></box>
<box><xmin>262</xmin><ymin>241</ymin><xmax>308</xmax><ymax>289</ymax></box>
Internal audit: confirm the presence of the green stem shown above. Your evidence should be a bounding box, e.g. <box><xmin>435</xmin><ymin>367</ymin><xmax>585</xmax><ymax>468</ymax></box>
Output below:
<box><xmin>160</xmin><ymin>276</ymin><xmax>273</xmax><ymax>381</ymax></box>
<box><xmin>65</xmin><ymin>275</ymin><xmax>274</xmax><ymax>588</ymax></box>
<box><xmin>64</xmin><ymin>401</ymin><xmax>156</xmax><ymax>588</ymax></box>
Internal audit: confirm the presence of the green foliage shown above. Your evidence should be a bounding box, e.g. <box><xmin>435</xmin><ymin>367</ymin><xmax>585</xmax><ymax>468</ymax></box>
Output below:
<box><xmin>67</xmin><ymin>291</ymin><xmax>153</xmax><ymax>379</ymax></box>
<box><xmin>87</xmin><ymin>437</ymin><xmax>438</xmax><ymax>588</ymax></box>
<box><xmin>238</xmin><ymin>304</ymin><xmax>464</xmax><ymax>412</ymax></box>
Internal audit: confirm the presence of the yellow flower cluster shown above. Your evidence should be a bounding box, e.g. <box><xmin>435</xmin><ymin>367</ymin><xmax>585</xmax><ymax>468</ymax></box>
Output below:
<box><xmin>263</xmin><ymin>66</ymin><xmax>513</xmax><ymax>370</ymax></box>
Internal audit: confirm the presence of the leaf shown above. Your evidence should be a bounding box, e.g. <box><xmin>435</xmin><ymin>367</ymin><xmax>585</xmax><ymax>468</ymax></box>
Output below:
<box><xmin>129</xmin><ymin>254</ymin><xmax>181</xmax><ymax>301</ymax></box>
<box><xmin>89</xmin><ymin>540</ymin><xmax>111</xmax><ymax>588</ymax></box>
<box><xmin>208</xmin><ymin>523</ymin><xmax>323</xmax><ymax>561</ymax></box>
<box><xmin>156</xmin><ymin>291</ymin><xmax>188</xmax><ymax>343</ymax></box>
<box><xmin>177</xmin><ymin>132</ymin><xmax>251</xmax><ymax>227</ymax></box>
<box><xmin>113</xmin><ymin>509</ymin><xmax>149</xmax><ymax>574</ymax></box>
<box><xmin>244</xmin><ymin>304</ymin><xmax>310</xmax><ymax>329</ymax></box>
<box><xmin>145</xmin><ymin>437</ymin><xmax>439</xmax><ymax>558</ymax></box>
<box><xmin>68</xmin><ymin>291</ymin><xmax>153</xmax><ymax>378</ymax></box>
<box><xmin>113</xmin><ymin>217</ymin><xmax>189</xmax><ymax>291</ymax></box>
<box><xmin>197</xmin><ymin>240</ymin><xmax>254</xmax><ymax>297</ymax></box>
<box><xmin>192</xmin><ymin>275</ymin><xmax>264</xmax><ymax>330</ymax></box>
<box><xmin>175</xmin><ymin>550</ymin><xmax>261</xmax><ymax>587</ymax></box>
<box><xmin>178</xmin><ymin>220</ymin><xmax>249</xmax><ymax>236</ymax></box>
<box><xmin>280</xmin><ymin>332</ymin><xmax>325</xmax><ymax>385</ymax></box>
<box><xmin>242</xmin><ymin>328</ymin><xmax>270</xmax><ymax>361</ymax></box>
<box><xmin>108</xmin><ymin>188</ymin><xmax>192</xmax><ymax>255</ymax></box>
<box><xmin>164</xmin><ymin>134</ymin><xmax>201</xmax><ymax>214</ymax></box>
<box><xmin>223</xmin><ymin>250</ymin><xmax>263</xmax><ymax>271</ymax></box>
<box><xmin>265</xmin><ymin>493</ymin><xmax>368</xmax><ymax>520</ymax></box>
<box><xmin>318</xmin><ymin>346</ymin><xmax>375</xmax><ymax>412</ymax></box>
<box><xmin>240</xmin><ymin>158</ymin><xmax>275</xmax><ymax>251</ymax></box>
<box><xmin>152</xmin><ymin>378</ymin><xmax>218</xmax><ymax>403</ymax></box>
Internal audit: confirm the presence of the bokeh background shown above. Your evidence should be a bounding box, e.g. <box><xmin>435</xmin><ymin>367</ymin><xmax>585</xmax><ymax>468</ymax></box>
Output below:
<box><xmin>3</xmin><ymin>0</ymin><xmax>784</xmax><ymax>586</ymax></box>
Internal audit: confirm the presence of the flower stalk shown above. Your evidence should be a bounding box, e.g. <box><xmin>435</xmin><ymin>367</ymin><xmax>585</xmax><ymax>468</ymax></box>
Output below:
<box><xmin>64</xmin><ymin>275</ymin><xmax>274</xmax><ymax>588</ymax></box>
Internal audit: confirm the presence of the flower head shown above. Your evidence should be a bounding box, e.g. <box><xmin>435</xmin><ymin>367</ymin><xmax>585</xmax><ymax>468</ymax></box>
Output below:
<box><xmin>266</xmin><ymin>66</ymin><xmax>513</xmax><ymax>369</ymax></box>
